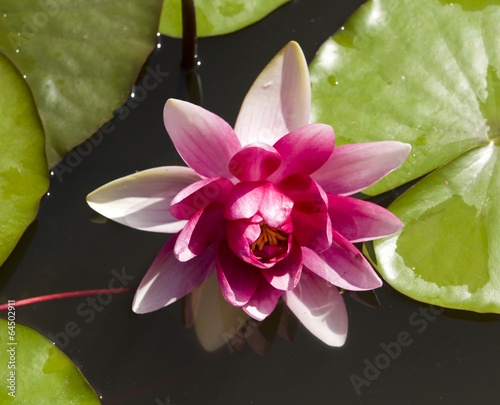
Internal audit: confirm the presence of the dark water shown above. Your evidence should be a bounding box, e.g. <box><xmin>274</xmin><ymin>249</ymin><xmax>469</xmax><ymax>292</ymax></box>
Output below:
<box><xmin>1</xmin><ymin>0</ymin><xmax>500</xmax><ymax>404</ymax></box>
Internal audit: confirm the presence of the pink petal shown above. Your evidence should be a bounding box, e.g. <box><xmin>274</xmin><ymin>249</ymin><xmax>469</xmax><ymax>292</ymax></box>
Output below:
<box><xmin>228</xmin><ymin>143</ymin><xmax>281</xmax><ymax>182</ymax></box>
<box><xmin>328</xmin><ymin>195</ymin><xmax>403</xmax><ymax>242</ymax></box>
<box><xmin>216</xmin><ymin>240</ymin><xmax>260</xmax><ymax>306</ymax></box>
<box><xmin>279</xmin><ymin>174</ymin><xmax>332</xmax><ymax>251</ymax></box>
<box><xmin>259</xmin><ymin>183</ymin><xmax>295</xmax><ymax>228</ymax></box>
<box><xmin>242</xmin><ymin>277</ymin><xmax>282</xmax><ymax>321</ymax></box>
<box><xmin>260</xmin><ymin>239</ymin><xmax>302</xmax><ymax>291</ymax></box>
<box><xmin>291</xmin><ymin>210</ymin><xmax>332</xmax><ymax>252</ymax></box>
<box><xmin>301</xmin><ymin>231</ymin><xmax>382</xmax><ymax>291</ymax></box>
<box><xmin>283</xmin><ymin>270</ymin><xmax>348</xmax><ymax>347</ymax></box>
<box><xmin>234</xmin><ymin>41</ymin><xmax>311</xmax><ymax>146</ymax></box>
<box><xmin>224</xmin><ymin>181</ymin><xmax>265</xmax><ymax>220</ymax></box>
<box><xmin>132</xmin><ymin>235</ymin><xmax>216</xmax><ymax>314</ymax></box>
<box><xmin>174</xmin><ymin>202</ymin><xmax>225</xmax><ymax>262</ymax></box>
<box><xmin>224</xmin><ymin>182</ymin><xmax>294</xmax><ymax>228</ymax></box>
<box><xmin>170</xmin><ymin>177</ymin><xmax>233</xmax><ymax>220</ymax></box>
<box><xmin>226</xmin><ymin>218</ymin><xmax>271</xmax><ymax>269</ymax></box>
<box><xmin>311</xmin><ymin>141</ymin><xmax>411</xmax><ymax>195</ymax></box>
<box><xmin>271</xmin><ymin>123</ymin><xmax>335</xmax><ymax>182</ymax></box>
<box><xmin>164</xmin><ymin>99</ymin><xmax>241</xmax><ymax>178</ymax></box>
<box><xmin>87</xmin><ymin>166</ymin><xmax>200</xmax><ymax>233</ymax></box>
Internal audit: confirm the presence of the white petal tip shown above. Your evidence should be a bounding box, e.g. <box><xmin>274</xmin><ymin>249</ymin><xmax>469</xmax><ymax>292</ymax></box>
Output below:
<box><xmin>284</xmin><ymin>40</ymin><xmax>301</xmax><ymax>51</ymax></box>
<box><xmin>132</xmin><ymin>300</ymin><xmax>171</xmax><ymax>315</ymax></box>
<box><xmin>323</xmin><ymin>335</ymin><xmax>347</xmax><ymax>347</ymax></box>
<box><xmin>402</xmin><ymin>142</ymin><xmax>412</xmax><ymax>155</ymax></box>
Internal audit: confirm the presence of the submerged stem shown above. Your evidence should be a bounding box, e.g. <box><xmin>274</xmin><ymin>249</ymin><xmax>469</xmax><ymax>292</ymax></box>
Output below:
<box><xmin>181</xmin><ymin>0</ymin><xmax>198</xmax><ymax>70</ymax></box>
<box><xmin>0</xmin><ymin>288</ymin><xmax>132</xmax><ymax>311</ymax></box>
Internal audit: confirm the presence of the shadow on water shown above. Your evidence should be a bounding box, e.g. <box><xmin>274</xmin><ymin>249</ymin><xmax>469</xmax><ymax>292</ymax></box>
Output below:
<box><xmin>0</xmin><ymin>221</ymin><xmax>38</xmax><ymax>296</ymax></box>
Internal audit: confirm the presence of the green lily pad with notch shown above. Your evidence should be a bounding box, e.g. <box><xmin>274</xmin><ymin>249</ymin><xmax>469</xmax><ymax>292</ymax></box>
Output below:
<box><xmin>0</xmin><ymin>318</ymin><xmax>100</xmax><ymax>404</ymax></box>
<box><xmin>372</xmin><ymin>143</ymin><xmax>500</xmax><ymax>312</ymax></box>
<box><xmin>159</xmin><ymin>0</ymin><xmax>290</xmax><ymax>37</ymax></box>
<box><xmin>0</xmin><ymin>0</ymin><xmax>164</xmax><ymax>167</ymax></box>
<box><xmin>0</xmin><ymin>52</ymin><xmax>48</xmax><ymax>268</ymax></box>
<box><xmin>310</xmin><ymin>0</ymin><xmax>500</xmax><ymax>312</ymax></box>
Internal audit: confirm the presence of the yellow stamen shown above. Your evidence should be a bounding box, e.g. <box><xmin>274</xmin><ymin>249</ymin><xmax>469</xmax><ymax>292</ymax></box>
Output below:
<box><xmin>251</xmin><ymin>221</ymin><xmax>289</xmax><ymax>252</ymax></box>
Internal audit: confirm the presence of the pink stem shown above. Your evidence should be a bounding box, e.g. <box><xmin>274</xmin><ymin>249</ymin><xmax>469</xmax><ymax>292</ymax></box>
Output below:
<box><xmin>0</xmin><ymin>288</ymin><xmax>132</xmax><ymax>311</ymax></box>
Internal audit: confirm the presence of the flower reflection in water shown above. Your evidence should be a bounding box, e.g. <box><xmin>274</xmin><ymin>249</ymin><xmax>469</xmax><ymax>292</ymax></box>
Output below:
<box><xmin>184</xmin><ymin>273</ymin><xmax>298</xmax><ymax>354</ymax></box>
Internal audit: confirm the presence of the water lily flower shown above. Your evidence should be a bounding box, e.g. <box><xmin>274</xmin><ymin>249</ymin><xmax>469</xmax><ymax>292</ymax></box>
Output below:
<box><xmin>87</xmin><ymin>41</ymin><xmax>410</xmax><ymax>347</ymax></box>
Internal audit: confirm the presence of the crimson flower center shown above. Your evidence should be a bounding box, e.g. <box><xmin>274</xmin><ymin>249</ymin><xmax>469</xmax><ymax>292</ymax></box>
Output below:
<box><xmin>250</xmin><ymin>221</ymin><xmax>289</xmax><ymax>253</ymax></box>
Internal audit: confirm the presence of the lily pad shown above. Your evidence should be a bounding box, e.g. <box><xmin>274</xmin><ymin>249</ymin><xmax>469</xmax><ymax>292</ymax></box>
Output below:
<box><xmin>0</xmin><ymin>0</ymin><xmax>164</xmax><ymax>166</ymax></box>
<box><xmin>0</xmin><ymin>52</ymin><xmax>48</xmax><ymax>268</ymax></box>
<box><xmin>309</xmin><ymin>0</ymin><xmax>497</xmax><ymax>195</ymax></box>
<box><xmin>0</xmin><ymin>318</ymin><xmax>100</xmax><ymax>404</ymax></box>
<box><xmin>373</xmin><ymin>144</ymin><xmax>500</xmax><ymax>312</ymax></box>
<box><xmin>310</xmin><ymin>0</ymin><xmax>500</xmax><ymax>312</ymax></box>
<box><xmin>159</xmin><ymin>0</ymin><xmax>290</xmax><ymax>37</ymax></box>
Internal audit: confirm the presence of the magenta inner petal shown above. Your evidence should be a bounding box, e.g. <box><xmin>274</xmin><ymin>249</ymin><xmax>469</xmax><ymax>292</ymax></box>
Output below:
<box><xmin>174</xmin><ymin>202</ymin><xmax>225</xmax><ymax>262</ymax></box>
<box><xmin>224</xmin><ymin>181</ymin><xmax>266</xmax><ymax>220</ymax></box>
<box><xmin>260</xmin><ymin>239</ymin><xmax>303</xmax><ymax>291</ymax></box>
<box><xmin>242</xmin><ymin>277</ymin><xmax>282</xmax><ymax>321</ymax></box>
<box><xmin>228</xmin><ymin>143</ymin><xmax>282</xmax><ymax>182</ymax></box>
<box><xmin>226</xmin><ymin>218</ymin><xmax>262</xmax><ymax>265</ymax></box>
<box><xmin>279</xmin><ymin>174</ymin><xmax>332</xmax><ymax>251</ymax></box>
<box><xmin>170</xmin><ymin>177</ymin><xmax>233</xmax><ymax>220</ymax></box>
<box><xmin>216</xmin><ymin>240</ymin><xmax>260</xmax><ymax>306</ymax></box>
<box><xmin>257</xmin><ymin>244</ymin><xmax>287</xmax><ymax>260</ymax></box>
<box><xmin>271</xmin><ymin>123</ymin><xmax>335</xmax><ymax>182</ymax></box>
<box><xmin>259</xmin><ymin>182</ymin><xmax>294</xmax><ymax>228</ymax></box>
<box><xmin>226</xmin><ymin>217</ymin><xmax>291</xmax><ymax>270</ymax></box>
<box><xmin>291</xmin><ymin>211</ymin><xmax>333</xmax><ymax>252</ymax></box>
